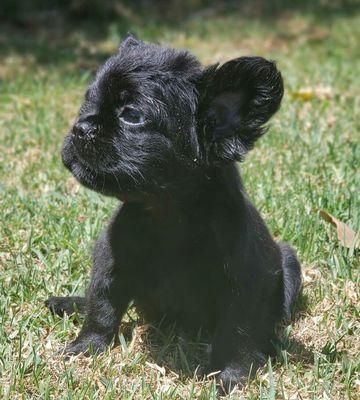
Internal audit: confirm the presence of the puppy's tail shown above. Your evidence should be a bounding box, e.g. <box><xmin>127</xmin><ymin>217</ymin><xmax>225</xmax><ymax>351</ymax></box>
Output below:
<box><xmin>278</xmin><ymin>242</ymin><xmax>302</xmax><ymax>321</ymax></box>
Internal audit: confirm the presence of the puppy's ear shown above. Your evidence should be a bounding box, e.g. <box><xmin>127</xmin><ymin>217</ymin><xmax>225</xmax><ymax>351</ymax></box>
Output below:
<box><xmin>119</xmin><ymin>33</ymin><xmax>141</xmax><ymax>51</ymax></box>
<box><xmin>197</xmin><ymin>57</ymin><xmax>283</xmax><ymax>162</ymax></box>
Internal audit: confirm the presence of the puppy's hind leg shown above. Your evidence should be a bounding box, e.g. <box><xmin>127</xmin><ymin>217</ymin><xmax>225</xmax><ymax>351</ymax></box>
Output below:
<box><xmin>278</xmin><ymin>242</ymin><xmax>302</xmax><ymax>320</ymax></box>
<box><xmin>208</xmin><ymin>303</ymin><xmax>269</xmax><ymax>394</ymax></box>
<box><xmin>45</xmin><ymin>296</ymin><xmax>87</xmax><ymax>317</ymax></box>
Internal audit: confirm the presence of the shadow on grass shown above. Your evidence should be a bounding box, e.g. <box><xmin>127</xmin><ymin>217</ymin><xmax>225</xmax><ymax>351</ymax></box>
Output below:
<box><xmin>0</xmin><ymin>0</ymin><xmax>358</xmax><ymax>71</ymax></box>
<box><xmin>117</xmin><ymin>296</ymin><xmax>312</xmax><ymax>381</ymax></box>
<box><xmin>276</xmin><ymin>291</ymin><xmax>314</xmax><ymax>366</ymax></box>
<box><xmin>120</xmin><ymin>318</ymin><xmax>210</xmax><ymax>379</ymax></box>
<box><xmin>292</xmin><ymin>290</ymin><xmax>310</xmax><ymax>323</ymax></box>
<box><xmin>277</xmin><ymin>335</ymin><xmax>315</xmax><ymax>368</ymax></box>
<box><xmin>55</xmin><ymin>295</ymin><xmax>311</xmax><ymax>382</ymax></box>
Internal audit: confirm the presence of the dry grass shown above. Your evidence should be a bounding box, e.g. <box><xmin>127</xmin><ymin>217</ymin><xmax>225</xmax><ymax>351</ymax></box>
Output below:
<box><xmin>0</xmin><ymin>3</ymin><xmax>359</xmax><ymax>399</ymax></box>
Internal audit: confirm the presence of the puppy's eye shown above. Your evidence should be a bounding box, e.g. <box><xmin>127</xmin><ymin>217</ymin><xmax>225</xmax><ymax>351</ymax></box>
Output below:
<box><xmin>118</xmin><ymin>106</ymin><xmax>145</xmax><ymax>125</ymax></box>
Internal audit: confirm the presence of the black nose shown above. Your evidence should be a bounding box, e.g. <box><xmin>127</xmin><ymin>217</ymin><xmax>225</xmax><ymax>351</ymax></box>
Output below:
<box><xmin>73</xmin><ymin>120</ymin><xmax>94</xmax><ymax>139</ymax></box>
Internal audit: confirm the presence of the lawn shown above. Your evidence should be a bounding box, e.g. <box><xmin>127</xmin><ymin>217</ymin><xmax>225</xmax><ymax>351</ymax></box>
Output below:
<box><xmin>0</xmin><ymin>2</ymin><xmax>359</xmax><ymax>399</ymax></box>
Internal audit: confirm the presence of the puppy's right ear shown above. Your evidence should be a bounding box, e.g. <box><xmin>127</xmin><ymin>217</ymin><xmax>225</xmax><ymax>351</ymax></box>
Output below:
<box><xmin>197</xmin><ymin>57</ymin><xmax>284</xmax><ymax>163</ymax></box>
<box><xmin>119</xmin><ymin>33</ymin><xmax>141</xmax><ymax>51</ymax></box>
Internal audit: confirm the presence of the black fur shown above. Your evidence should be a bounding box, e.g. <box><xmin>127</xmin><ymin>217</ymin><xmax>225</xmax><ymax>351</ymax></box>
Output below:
<box><xmin>46</xmin><ymin>35</ymin><xmax>301</xmax><ymax>392</ymax></box>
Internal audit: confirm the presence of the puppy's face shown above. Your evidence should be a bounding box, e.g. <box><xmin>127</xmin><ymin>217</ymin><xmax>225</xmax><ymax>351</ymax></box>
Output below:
<box><xmin>62</xmin><ymin>35</ymin><xmax>283</xmax><ymax>198</ymax></box>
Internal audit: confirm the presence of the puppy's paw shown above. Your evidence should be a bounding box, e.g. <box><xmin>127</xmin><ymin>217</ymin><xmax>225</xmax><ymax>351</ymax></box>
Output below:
<box><xmin>45</xmin><ymin>296</ymin><xmax>71</xmax><ymax>317</ymax></box>
<box><xmin>63</xmin><ymin>332</ymin><xmax>111</xmax><ymax>357</ymax></box>
<box><xmin>217</xmin><ymin>367</ymin><xmax>245</xmax><ymax>394</ymax></box>
<box><xmin>45</xmin><ymin>296</ymin><xmax>85</xmax><ymax>317</ymax></box>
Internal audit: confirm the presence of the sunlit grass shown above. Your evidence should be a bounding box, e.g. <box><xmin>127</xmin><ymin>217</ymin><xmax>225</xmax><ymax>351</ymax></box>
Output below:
<box><xmin>0</xmin><ymin>5</ymin><xmax>359</xmax><ymax>399</ymax></box>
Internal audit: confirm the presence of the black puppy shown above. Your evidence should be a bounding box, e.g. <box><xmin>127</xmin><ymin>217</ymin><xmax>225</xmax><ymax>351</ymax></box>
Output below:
<box><xmin>45</xmin><ymin>35</ymin><xmax>301</xmax><ymax>391</ymax></box>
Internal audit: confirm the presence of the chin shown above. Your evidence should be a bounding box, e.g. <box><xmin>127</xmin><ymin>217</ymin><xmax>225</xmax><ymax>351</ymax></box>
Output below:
<box><xmin>61</xmin><ymin>135</ymin><xmax>111</xmax><ymax>196</ymax></box>
<box><xmin>61</xmin><ymin>135</ymin><xmax>145</xmax><ymax>199</ymax></box>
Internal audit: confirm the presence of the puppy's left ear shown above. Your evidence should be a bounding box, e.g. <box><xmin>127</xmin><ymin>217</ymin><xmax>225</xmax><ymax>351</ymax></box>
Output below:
<box><xmin>119</xmin><ymin>33</ymin><xmax>141</xmax><ymax>51</ymax></box>
<box><xmin>197</xmin><ymin>57</ymin><xmax>284</xmax><ymax>162</ymax></box>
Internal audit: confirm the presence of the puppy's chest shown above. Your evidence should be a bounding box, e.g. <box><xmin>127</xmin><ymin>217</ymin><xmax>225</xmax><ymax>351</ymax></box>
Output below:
<box><xmin>125</xmin><ymin>218</ymin><xmax>226</xmax><ymax>328</ymax></box>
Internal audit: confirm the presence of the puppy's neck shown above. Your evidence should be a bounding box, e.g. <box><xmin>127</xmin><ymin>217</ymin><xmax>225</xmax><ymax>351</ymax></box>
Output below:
<box><xmin>117</xmin><ymin>163</ymin><xmax>244</xmax><ymax>220</ymax></box>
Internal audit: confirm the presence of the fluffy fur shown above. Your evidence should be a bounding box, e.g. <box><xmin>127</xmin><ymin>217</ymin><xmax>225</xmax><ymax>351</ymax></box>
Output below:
<box><xmin>45</xmin><ymin>35</ymin><xmax>301</xmax><ymax>392</ymax></box>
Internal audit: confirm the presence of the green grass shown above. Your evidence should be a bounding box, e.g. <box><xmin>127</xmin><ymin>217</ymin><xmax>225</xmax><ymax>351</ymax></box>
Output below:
<box><xmin>0</xmin><ymin>4</ymin><xmax>359</xmax><ymax>399</ymax></box>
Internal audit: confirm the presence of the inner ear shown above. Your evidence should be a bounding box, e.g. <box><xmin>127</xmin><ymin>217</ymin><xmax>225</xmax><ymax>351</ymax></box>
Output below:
<box><xmin>197</xmin><ymin>56</ymin><xmax>284</xmax><ymax>162</ymax></box>
<box><xmin>210</xmin><ymin>91</ymin><xmax>249</xmax><ymax>140</ymax></box>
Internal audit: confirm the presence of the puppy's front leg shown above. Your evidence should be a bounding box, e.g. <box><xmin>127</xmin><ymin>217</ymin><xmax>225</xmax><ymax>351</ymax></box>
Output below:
<box><xmin>209</xmin><ymin>305</ymin><xmax>267</xmax><ymax>393</ymax></box>
<box><xmin>64</xmin><ymin>231</ymin><xmax>131</xmax><ymax>356</ymax></box>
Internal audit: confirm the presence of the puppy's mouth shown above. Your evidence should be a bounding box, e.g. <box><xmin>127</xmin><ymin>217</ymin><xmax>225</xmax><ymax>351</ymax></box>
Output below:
<box><xmin>62</xmin><ymin>133</ymin><xmax>118</xmax><ymax>174</ymax></box>
<box><xmin>61</xmin><ymin>133</ymin><xmax>127</xmax><ymax>196</ymax></box>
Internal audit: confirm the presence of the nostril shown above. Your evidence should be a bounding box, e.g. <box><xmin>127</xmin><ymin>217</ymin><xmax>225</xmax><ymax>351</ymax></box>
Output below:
<box><xmin>73</xmin><ymin>121</ymin><xmax>93</xmax><ymax>139</ymax></box>
<box><xmin>73</xmin><ymin>125</ymin><xmax>83</xmax><ymax>138</ymax></box>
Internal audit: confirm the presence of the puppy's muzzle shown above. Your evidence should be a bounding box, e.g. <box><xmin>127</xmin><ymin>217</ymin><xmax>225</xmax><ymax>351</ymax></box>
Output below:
<box><xmin>73</xmin><ymin>120</ymin><xmax>97</xmax><ymax>141</ymax></box>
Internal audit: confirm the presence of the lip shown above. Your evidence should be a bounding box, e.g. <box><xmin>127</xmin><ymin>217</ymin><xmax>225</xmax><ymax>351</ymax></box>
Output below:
<box><xmin>73</xmin><ymin>146</ymin><xmax>100</xmax><ymax>172</ymax></box>
<box><xmin>70</xmin><ymin>134</ymin><xmax>123</xmax><ymax>175</ymax></box>
<box><xmin>61</xmin><ymin>134</ymin><xmax>76</xmax><ymax>170</ymax></box>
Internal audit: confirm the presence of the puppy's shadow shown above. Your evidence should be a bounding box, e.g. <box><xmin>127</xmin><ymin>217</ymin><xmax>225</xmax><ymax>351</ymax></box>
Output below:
<box><xmin>120</xmin><ymin>316</ymin><xmax>211</xmax><ymax>379</ymax></box>
<box><xmin>281</xmin><ymin>337</ymin><xmax>314</xmax><ymax>365</ymax></box>
<box><xmin>291</xmin><ymin>290</ymin><xmax>310</xmax><ymax>323</ymax></box>
<box><xmin>119</xmin><ymin>293</ymin><xmax>314</xmax><ymax>381</ymax></box>
<box><xmin>276</xmin><ymin>291</ymin><xmax>315</xmax><ymax>366</ymax></box>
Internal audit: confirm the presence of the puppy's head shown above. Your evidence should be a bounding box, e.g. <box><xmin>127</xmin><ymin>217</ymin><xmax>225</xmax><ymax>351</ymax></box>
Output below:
<box><xmin>62</xmin><ymin>35</ymin><xmax>283</xmax><ymax>198</ymax></box>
